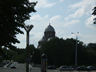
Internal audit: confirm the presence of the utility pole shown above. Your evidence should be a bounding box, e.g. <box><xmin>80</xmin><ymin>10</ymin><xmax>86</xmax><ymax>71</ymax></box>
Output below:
<box><xmin>75</xmin><ymin>35</ymin><xmax>78</xmax><ymax>66</ymax></box>
<box><xmin>24</xmin><ymin>24</ymin><xmax>33</xmax><ymax>72</ymax></box>
<box><xmin>71</xmin><ymin>32</ymin><xmax>79</xmax><ymax>66</ymax></box>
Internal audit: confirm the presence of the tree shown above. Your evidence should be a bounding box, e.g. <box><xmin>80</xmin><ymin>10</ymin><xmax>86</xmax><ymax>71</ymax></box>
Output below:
<box><xmin>92</xmin><ymin>6</ymin><xmax>96</xmax><ymax>24</ymax></box>
<box><xmin>85</xmin><ymin>43</ymin><xmax>96</xmax><ymax>65</ymax></box>
<box><xmin>41</xmin><ymin>38</ymin><xmax>78</xmax><ymax>66</ymax></box>
<box><xmin>40</xmin><ymin>37</ymin><xmax>94</xmax><ymax>66</ymax></box>
<box><xmin>0</xmin><ymin>0</ymin><xmax>37</xmax><ymax>48</ymax></box>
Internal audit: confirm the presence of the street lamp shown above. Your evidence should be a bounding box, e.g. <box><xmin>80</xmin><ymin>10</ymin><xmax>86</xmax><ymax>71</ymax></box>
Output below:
<box><xmin>41</xmin><ymin>53</ymin><xmax>47</xmax><ymax>72</ymax></box>
<box><xmin>24</xmin><ymin>24</ymin><xmax>33</xmax><ymax>72</ymax></box>
<box><xmin>71</xmin><ymin>32</ymin><xmax>79</xmax><ymax>66</ymax></box>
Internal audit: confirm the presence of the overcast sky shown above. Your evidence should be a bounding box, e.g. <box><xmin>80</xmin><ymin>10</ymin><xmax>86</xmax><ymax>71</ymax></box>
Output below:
<box><xmin>15</xmin><ymin>0</ymin><xmax>96</xmax><ymax>48</ymax></box>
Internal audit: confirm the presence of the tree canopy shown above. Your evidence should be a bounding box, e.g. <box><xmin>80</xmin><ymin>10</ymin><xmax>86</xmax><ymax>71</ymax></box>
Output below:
<box><xmin>1</xmin><ymin>38</ymin><xmax>96</xmax><ymax>66</ymax></box>
<box><xmin>0</xmin><ymin>0</ymin><xmax>37</xmax><ymax>48</ymax></box>
<box><xmin>92</xmin><ymin>6</ymin><xmax>96</xmax><ymax>24</ymax></box>
<box><xmin>40</xmin><ymin>37</ymin><xmax>96</xmax><ymax>66</ymax></box>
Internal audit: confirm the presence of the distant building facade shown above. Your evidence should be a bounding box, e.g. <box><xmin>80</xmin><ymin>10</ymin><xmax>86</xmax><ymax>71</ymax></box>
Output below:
<box><xmin>38</xmin><ymin>24</ymin><xmax>56</xmax><ymax>48</ymax></box>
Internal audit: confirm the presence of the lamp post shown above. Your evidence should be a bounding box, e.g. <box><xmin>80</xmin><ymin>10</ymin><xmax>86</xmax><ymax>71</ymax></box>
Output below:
<box><xmin>24</xmin><ymin>24</ymin><xmax>33</xmax><ymax>72</ymax></box>
<box><xmin>5</xmin><ymin>48</ymin><xmax>8</xmax><ymax>64</ymax></box>
<box><xmin>41</xmin><ymin>53</ymin><xmax>47</xmax><ymax>72</ymax></box>
<box><xmin>71</xmin><ymin>32</ymin><xmax>79</xmax><ymax>66</ymax></box>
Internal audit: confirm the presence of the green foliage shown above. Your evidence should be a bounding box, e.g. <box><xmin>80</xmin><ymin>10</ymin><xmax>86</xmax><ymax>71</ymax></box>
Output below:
<box><xmin>41</xmin><ymin>38</ymin><xmax>76</xmax><ymax>66</ymax></box>
<box><xmin>28</xmin><ymin>44</ymin><xmax>36</xmax><ymax>55</ymax></box>
<box><xmin>0</xmin><ymin>0</ymin><xmax>37</xmax><ymax>48</ymax></box>
<box><xmin>14</xmin><ymin>44</ymin><xmax>36</xmax><ymax>63</ymax></box>
<box><xmin>1</xmin><ymin>39</ymin><xmax>96</xmax><ymax>66</ymax></box>
<box><xmin>40</xmin><ymin>37</ymin><xmax>96</xmax><ymax>66</ymax></box>
<box><xmin>14</xmin><ymin>53</ymin><xmax>26</xmax><ymax>63</ymax></box>
<box><xmin>92</xmin><ymin>6</ymin><xmax>96</xmax><ymax>24</ymax></box>
<box><xmin>0</xmin><ymin>44</ymin><xmax>38</xmax><ymax>63</ymax></box>
<box><xmin>32</xmin><ymin>49</ymin><xmax>41</xmax><ymax>64</ymax></box>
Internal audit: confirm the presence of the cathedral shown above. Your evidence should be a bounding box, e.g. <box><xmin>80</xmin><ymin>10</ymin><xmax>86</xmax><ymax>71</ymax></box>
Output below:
<box><xmin>38</xmin><ymin>23</ymin><xmax>56</xmax><ymax>48</ymax></box>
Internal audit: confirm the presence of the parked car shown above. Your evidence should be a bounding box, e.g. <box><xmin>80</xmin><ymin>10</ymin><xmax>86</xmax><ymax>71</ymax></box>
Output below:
<box><xmin>87</xmin><ymin>66</ymin><xmax>96</xmax><ymax>71</ymax></box>
<box><xmin>10</xmin><ymin>62</ymin><xmax>16</xmax><ymax>69</ymax></box>
<box><xmin>68</xmin><ymin>66</ymin><xmax>75</xmax><ymax>71</ymax></box>
<box><xmin>59</xmin><ymin>66</ymin><xmax>75</xmax><ymax>71</ymax></box>
<box><xmin>76</xmin><ymin>66</ymin><xmax>88</xmax><ymax>71</ymax></box>
<box><xmin>10</xmin><ymin>66</ymin><xmax>16</xmax><ymax>69</ymax></box>
<box><xmin>48</xmin><ymin>65</ymin><xmax>56</xmax><ymax>69</ymax></box>
<box><xmin>59</xmin><ymin>66</ymin><xmax>69</xmax><ymax>71</ymax></box>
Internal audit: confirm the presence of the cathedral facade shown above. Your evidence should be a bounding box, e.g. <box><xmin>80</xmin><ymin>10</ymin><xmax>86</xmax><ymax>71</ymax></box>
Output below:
<box><xmin>38</xmin><ymin>24</ymin><xmax>56</xmax><ymax>48</ymax></box>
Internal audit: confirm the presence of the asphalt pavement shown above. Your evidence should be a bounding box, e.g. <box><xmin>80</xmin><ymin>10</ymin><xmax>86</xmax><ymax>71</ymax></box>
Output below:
<box><xmin>0</xmin><ymin>63</ymin><xmax>26</xmax><ymax>72</ymax></box>
<box><xmin>0</xmin><ymin>63</ymin><xmax>96</xmax><ymax>72</ymax></box>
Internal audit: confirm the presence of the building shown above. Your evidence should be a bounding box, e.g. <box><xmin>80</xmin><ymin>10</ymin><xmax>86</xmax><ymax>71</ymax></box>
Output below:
<box><xmin>38</xmin><ymin>24</ymin><xmax>56</xmax><ymax>48</ymax></box>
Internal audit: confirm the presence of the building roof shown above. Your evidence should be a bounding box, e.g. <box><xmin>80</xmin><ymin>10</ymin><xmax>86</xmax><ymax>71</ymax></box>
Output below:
<box><xmin>45</xmin><ymin>24</ymin><xmax>55</xmax><ymax>32</ymax></box>
<box><xmin>39</xmin><ymin>36</ymin><xmax>46</xmax><ymax>42</ymax></box>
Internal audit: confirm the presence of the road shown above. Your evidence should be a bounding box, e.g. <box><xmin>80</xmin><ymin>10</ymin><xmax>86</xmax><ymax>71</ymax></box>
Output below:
<box><xmin>0</xmin><ymin>63</ymin><xmax>26</xmax><ymax>72</ymax></box>
<box><xmin>0</xmin><ymin>63</ymin><xmax>42</xmax><ymax>72</ymax></box>
<box><xmin>0</xmin><ymin>63</ymin><xmax>96</xmax><ymax>72</ymax></box>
